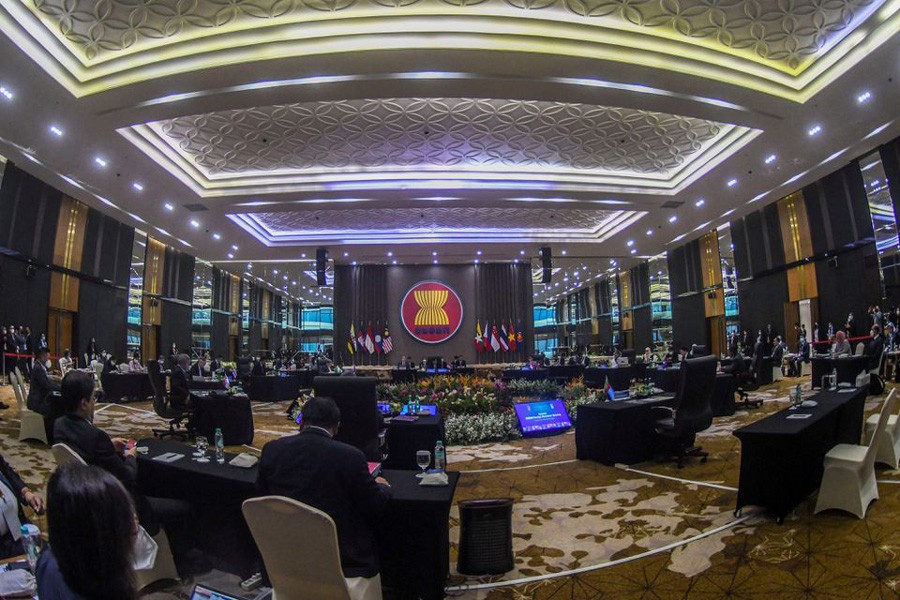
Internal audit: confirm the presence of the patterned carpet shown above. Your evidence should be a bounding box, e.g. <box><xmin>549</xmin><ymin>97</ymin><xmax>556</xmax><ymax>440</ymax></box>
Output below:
<box><xmin>1</xmin><ymin>377</ymin><xmax>898</xmax><ymax>599</ymax></box>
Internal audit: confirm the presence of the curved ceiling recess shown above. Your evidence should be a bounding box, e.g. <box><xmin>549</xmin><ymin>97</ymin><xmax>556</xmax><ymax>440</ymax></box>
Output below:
<box><xmin>1</xmin><ymin>0</ymin><xmax>896</xmax><ymax>99</ymax></box>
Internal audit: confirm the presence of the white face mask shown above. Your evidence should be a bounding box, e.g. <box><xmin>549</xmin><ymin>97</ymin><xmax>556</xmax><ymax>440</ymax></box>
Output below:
<box><xmin>44</xmin><ymin>360</ymin><xmax>51</xmax><ymax>369</ymax></box>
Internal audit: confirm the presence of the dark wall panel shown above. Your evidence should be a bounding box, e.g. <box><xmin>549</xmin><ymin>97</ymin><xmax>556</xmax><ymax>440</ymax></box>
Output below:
<box><xmin>160</xmin><ymin>301</ymin><xmax>192</xmax><ymax>357</ymax></box>
<box><xmin>209</xmin><ymin>312</ymin><xmax>230</xmax><ymax>359</ymax></box>
<box><xmin>76</xmin><ymin>281</ymin><xmax>128</xmax><ymax>359</ymax></box>
<box><xmin>597</xmin><ymin>315</ymin><xmax>612</xmax><ymax>346</ymax></box>
<box><xmin>0</xmin><ymin>163</ymin><xmax>61</xmax><ymax>263</ymax></box>
<box><xmin>815</xmin><ymin>243</ymin><xmax>881</xmax><ymax>338</ymax></box>
<box><xmin>81</xmin><ymin>209</ymin><xmax>134</xmax><ymax>286</ymax></box>
<box><xmin>671</xmin><ymin>293</ymin><xmax>707</xmax><ymax>349</ymax></box>
<box><xmin>632</xmin><ymin>305</ymin><xmax>652</xmax><ymax>352</ymax></box>
<box><xmin>732</xmin><ymin>218</ymin><xmax>751</xmax><ymax>279</ymax></box>
<box><xmin>737</xmin><ymin>271</ymin><xmax>788</xmax><ymax>339</ymax></box>
<box><xmin>804</xmin><ymin>161</ymin><xmax>874</xmax><ymax>255</ymax></box>
<box><xmin>881</xmin><ymin>139</ymin><xmax>900</xmax><ymax>222</ymax></box>
<box><xmin>0</xmin><ymin>254</ymin><xmax>51</xmax><ymax>340</ymax></box>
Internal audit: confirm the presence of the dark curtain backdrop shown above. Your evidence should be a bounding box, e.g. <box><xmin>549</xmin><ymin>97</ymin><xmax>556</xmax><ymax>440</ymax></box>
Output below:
<box><xmin>633</xmin><ymin>306</ymin><xmax>652</xmax><ymax>351</ymax></box>
<box><xmin>881</xmin><ymin>138</ymin><xmax>900</xmax><ymax>224</ymax></box>
<box><xmin>671</xmin><ymin>294</ymin><xmax>708</xmax><ymax>349</ymax></box>
<box><xmin>76</xmin><ymin>281</ymin><xmax>128</xmax><ymax>359</ymax></box>
<box><xmin>596</xmin><ymin>315</ymin><xmax>612</xmax><ymax>346</ymax></box>
<box><xmin>162</xmin><ymin>247</ymin><xmax>195</xmax><ymax>302</ymax></box>
<box><xmin>815</xmin><ymin>243</ymin><xmax>881</xmax><ymax>335</ymax></box>
<box><xmin>0</xmin><ymin>254</ymin><xmax>51</xmax><ymax>340</ymax></box>
<box><xmin>736</xmin><ymin>271</ymin><xmax>788</xmax><ymax>341</ymax></box>
<box><xmin>803</xmin><ymin>161</ymin><xmax>874</xmax><ymax>255</ymax></box>
<box><xmin>81</xmin><ymin>209</ymin><xmax>134</xmax><ymax>287</ymax></box>
<box><xmin>0</xmin><ymin>162</ymin><xmax>61</xmax><ymax>264</ymax></box>
<box><xmin>334</xmin><ymin>263</ymin><xmax>532</xmax><ymax>365</ymax></box>
<box><xmin>160</xmin><ymin>301</ymin><xmax>192</xmax><ymax>357</ymax></box>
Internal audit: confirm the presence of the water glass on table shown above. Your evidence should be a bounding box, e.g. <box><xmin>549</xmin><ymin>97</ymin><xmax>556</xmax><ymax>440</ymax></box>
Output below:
<box><xmin>416</xmin><ymin>450</ymin><xmax>431</xmax><ymax>478</ymax></box>
<box><xmin>194</xmin><ymin>435</ymin><xmax>209</xmax><ymax>463</ymax></box>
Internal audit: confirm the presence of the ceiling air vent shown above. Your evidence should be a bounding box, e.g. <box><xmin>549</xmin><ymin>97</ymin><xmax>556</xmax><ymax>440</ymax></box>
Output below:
<box><xmin>660</xmin><ymin>201</ymin><xmax>683</xmax><ymax>209</ymax></box>
<box><xmin>183</xmin><ymin>203</ymin><xmax>208</xmax><ymax>212</ymax></box>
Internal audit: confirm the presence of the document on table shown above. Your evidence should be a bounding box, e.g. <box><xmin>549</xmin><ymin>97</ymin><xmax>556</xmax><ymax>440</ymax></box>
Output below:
<box><xmin>152</xmin><ymin>452</ymin><xmax>185</xmax><ymax>463</ymax></box>
<box><xmin>786</xmin><ymin>413</ymin><xmax>812</xmax><ymax>419</ymax></box>
<box><xmin>837</xmin><ymin>388</ymin><xmax>858</xmax><ymax>393</ymax></box>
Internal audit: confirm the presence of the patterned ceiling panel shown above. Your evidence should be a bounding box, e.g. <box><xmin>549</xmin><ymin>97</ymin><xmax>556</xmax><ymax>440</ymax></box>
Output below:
<box><xmin>250</xmin><ymin>207</ymin><xmax>620</xmax><ymax>234</ymax></box>
<box><xmin>27</xmin><ymin>0</ymin><xmax>881</xmax><ymax>70</ymax></box>
<box><xmin>149</xmin><ymin>98</ymin><xmax>728</xmax><ymax>177</ymax></box>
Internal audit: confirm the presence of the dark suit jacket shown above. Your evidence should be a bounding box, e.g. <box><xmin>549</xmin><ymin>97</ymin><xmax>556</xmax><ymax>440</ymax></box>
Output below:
<box><xmin>52</xmin><ymin>415</ymin><xmax>155</xmax><ymax>531</ymax></box>
<box><xmin>867</xmin><ymin>335</ymin><xmax>885</xmax><ymax>371</ymax></box>
<box><xmin>257</xmin><ymin>428</ymin><xmax>391</xmax><ymax>578</ymax></box>
<box><xmin>26</xmin><ymin>362</ymin><xmax>61</xmax><ymax>416</ymax></box>
<box><xmin>169</xmin><ymin>367</ymin><xmax>191</xmax><ymax>411</ymax></box>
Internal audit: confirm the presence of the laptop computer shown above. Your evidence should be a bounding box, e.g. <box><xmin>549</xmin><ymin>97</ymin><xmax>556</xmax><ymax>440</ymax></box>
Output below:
<box><xmin>190</xmin><ymin>583</ymin><xmax>245</xmax><ymax>600</ymax></box>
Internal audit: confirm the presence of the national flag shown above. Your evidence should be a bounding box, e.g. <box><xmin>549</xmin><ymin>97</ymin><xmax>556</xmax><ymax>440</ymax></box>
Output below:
<box><xmin>365</xmin><ymin>324</ymin><xmax>375</xmax><ymax>354</ymax></box>
<box><xmin>475</xmin><ymin>321</ymin><xmax>483</xmax><ymax>353</ymax></box>
<box><xmin>383</xmin><ymin>325</ymin><xmax>393</xmax><ymax>354</ymax></box>
<box><xmin>357</xmin><ymin>323</ymin><xmax>366</xmax><ymax>351</ymax></box>
<box><xmin>516</xmin><ymin>320</ymin><xmax>524</xmax><ymax>345</ymax></box>
<box><xmin>508</xmin><ymin>320</ymin><xmax>517</xmax><ymax>352</ymax></box>
<box><xmin>483</xmin><ymin>319</ymin><xmax>492</xmax><ymax>351</ymax></box>
<box><xmin>499</xmin><ymin>322</ymin><xmax>510</xmax><ymax>351</ymax></box>
<box><xmin>374</xmin><ymin>322</ymin><xmax>383</xmax><ymax>355</ymax></box>
<box><xmin>347</xmin><ymin>323</ymin><xmax>356</xmax><ymax>355</ymax></box>
<box><xmin>602</xmin><ymin>376</ymin><xmax>611</xmax><ymax>400</ymax></box>
<box><xmin>490</xmin><ymin>325</ymin><xmax>502</xmax><ymax>352</ymax></box>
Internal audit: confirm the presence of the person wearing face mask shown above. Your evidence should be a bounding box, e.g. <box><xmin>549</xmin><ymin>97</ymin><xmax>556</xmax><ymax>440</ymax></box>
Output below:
<box><xmin>26</xmin><ymin>347</ymin><xmax>61</xmax><ymax>440</ymax></box>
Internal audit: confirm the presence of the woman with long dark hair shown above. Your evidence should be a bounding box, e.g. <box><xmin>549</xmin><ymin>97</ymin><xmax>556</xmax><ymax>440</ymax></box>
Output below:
<box><xmin>37</xmin><ymin>462</ymin><xmax>138</xmax><ymax>600</ymax></box>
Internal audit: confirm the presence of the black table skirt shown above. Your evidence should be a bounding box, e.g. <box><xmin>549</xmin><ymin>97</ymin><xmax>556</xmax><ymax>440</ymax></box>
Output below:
<box><xmin>584</xmin><ymin>364</ymin><xmax>649</xmax><ymax>390</ymax></box>
<box><xmin>547</xmin><ymin>365</ymin><xmax>585</xmax><ymax>382</ymax></box>
<box><xmin>392</xmin><ymin>369</ymin><xmax>417</xmax><ymax>383</ymax></box>
<box><xmin>810</xmin><ymin>356</ymin><xmax>869</xmax><ymax>388</ymax></box>
<box><xmin>101</xmin><ymin>372</ymin><xmax>153</xmax><ymax>403</ymax></box>
<box><xmin>575</xmin><ymin>395</ymin><xmax>675</xmax><ymax>465</ymax></box>
<box><xmin>187</xmin><ymin>378</ymin><xmax>228</xmax><ymax>391</ymax></box>
<box><xmin>137</xmin><ymin>439</ymin><xmax>458</xmax><ymax>599</ymax></box>
<box><xmin>733</xmin><ymin>385</ymin><xmax>867</xmax><ymax>521</ymax></box>
<box><xmin>248</xmin><ymin>374</ymin><xmax>302</xmax><ymax>402</ymax></box>
<box><xmin>383</xmin><ymin>414</ymin><xmax>445</xmax><ymax>470</ymax></box>
<box><xmin>650</xmin><ymin>369</ymin><xmax>736</xmax><ymax>417</ymax></box>
<box><xmin>191</xmin><ymin>392</ymin><xmax>254</xmax><ymax>446</ymax></box>
<box><xmin>501</xmin><ymin>369</ymin><xmax>548</xmax><ymax>381</ymax></box>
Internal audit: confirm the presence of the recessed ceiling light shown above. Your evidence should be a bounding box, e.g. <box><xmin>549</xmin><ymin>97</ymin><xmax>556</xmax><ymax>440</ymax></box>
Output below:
<box><xmin>283</xmin><ymin>275</ymin><xmax>288</xmax><ymax>280</ymax></box>
<box><xmin>626</xmin><ymin>240</ymin><xmax>634</xmax><ymax>247</ymax></box>
<box><xmin>630</xmin><ymin>249</ymin><xmax>637</xmax><ymax>254</ymax></box>
<box><xmin>189</xmin><ymin>219</ymin><xmax>200</xmax><ymax>228</ymax></box>
<box><xmin>227</xmin><ymin>253</ymin><xmax>234</xmax><ymax>259</ymax></box>
<box><xmin>669</xmin><ymin>215</ymin><xmax>678</xmax><ymax>223</ymax></box>
<box><xmin>476</xmin><ymin>250</ymin><xmax>482</xmax><ymax>256</ymax></box>
<box><xmin>387</xmin><ymin>251</ymin><xmax>393</xmax><ymax>257</ymax></box>
<box><xmin>432</xmin><ymin>251</ymin><xmax>437</xmax><ymax>256</ymax></box>
<box><xmin>212</xmin><ymin>233</ymin><xmax>221</xmax><ymax>240</ymax></box>
<box><xmin>351</xmin><ymin>260</ymin><xmax>358</xmax><ymax>266</ymax></box>
<box><xmin>392</xmin><ymin>260</ymin><xmax>397</xmax><ymax>265</ymax></box>
<box><xmin>514</xmin><ymin>259</ymin><xmax>519</xmax><ymax>263</ymax></box>
<box><xmin>808</xmin><ymin>124</ymin><xmax>822</xmax><ymax>136</ymax></box>
<box><xmin>132</xmin><ymin>182</ymin><xmax>144</xmax><ymax>192</ymax></box>
<box><xmin>343</xmin><ymin>252</ymin><xmax>349</xmax><ymax>257</ymax></box>
<box><xmin>164</xmin><ymin>202</ymin><xmax>174</xmax><ymax>211</ymax></box>
<box><xmin>94</xmin><ymin>157</ymin><xmax>107</xmax><ymax>167</ymax></box>
<box><xmin>520</xmin><ymin>250</ymin><xmax>525</xmax><ymax>255</ymax></box>
<box><xmin>0</xmin><ymin>86</ymin><xmax>13</xmax><ymax>100</ymax></box>
<box><xmin>695</xmin><ymin>198</ymin><xmax>706</xmax><ymax>207</ymax></box>
<box><xmin>49</xmin><ymin>125</ymin><xmax>63</xmax><ymax>137</ymax></box>
<box><xmin>646</xmin><ymin>229</ymin><xmax>653</xmax><ymax>235</ymax></box>
<box><xmin>273</xmin><ymin>269</ymin><xmax>279</xmax><ymax>274</ymax></box>
<box><xmin>300</xmin><ymin>253</ymin><xmax>306</xmax><ymax>258</ymax></box>
<box><xmin>433</xmin><ymin>259</ymin><xmax>438</xmax><ymax>264</ymax></box>
<box><xmin>561</xmin><ymin>249</ymin><xmax>567</xmax><ymax>255</ymax></box>
<box><xmin>232</xmin><ymin>245</ymin><xmax>238</xmax><ymax>251</ymax></box>
<box><xmin>727</xmin><ymin>179</ymin><xmax>738</xmax><ymax>187</ymax></box>
<box><xmin>474</xmin><ymin>259</ymin><xmax>479</xmax><ymax>264</ymax></box>
<box><xmin>765</xmin><ymin>154</ymin><xmax>777</xmax><ymax>164</ymax></box>
<box><xmin>857</xmin><ymin>91</ymin><xmax>872</xmax><ymax>103</ymax></box>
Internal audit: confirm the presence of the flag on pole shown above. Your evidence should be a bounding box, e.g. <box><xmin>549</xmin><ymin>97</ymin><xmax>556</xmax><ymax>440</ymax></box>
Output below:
<box><xmin>357</xmin><ymin>323</ymin><xmax>366</xmax><ymax>351</ymax></box>
<box><xmin>602</xmin><ymin>376</ymin><xmax>611</xmax><ymax>400</ymax></box>
<box><xmin>490</xmin><ymin>325</ymin><xmax>502</xmax><ymax>352</ymax></box>
<box><xmin>483</xmin><ymin>320</ymin><xmax>492</xmax><ymax>352</ymax></box>
<box><xmin>516</xmin><ymin>320</ymin><xmax>524</xmax><ymax>345</ymax></box>
<box><xmin>374</xmin><ymin>323</ymin><xmax>383</xmax><ymax>355</ymax></box>
<box><xmin>365</xmin><ymin>324</ymin><xmax>375</xmax><ymax>354</ymax></box>
<box><xmin>508</xmin><ymin>320</ymin><xmax>517</xmax><ymax>352</ymax></box>
<box><xmin>382</xmin><ymin>324</ymin><xmax>393</xmax><ymax>354</ymax></box>
<box><xmin>499</xmin><ymin>322</ymin><xmax>510</xmax><ymax>351</ymax></box>
<box><xmin>347</xmin><ymin>323</ymin><xmax>356</xmax><ymax>355</ymax></box>
<box><xmin>475</xmin><ymin>321</ymin><xmax>483</xmax><ymax>353</ymax></box>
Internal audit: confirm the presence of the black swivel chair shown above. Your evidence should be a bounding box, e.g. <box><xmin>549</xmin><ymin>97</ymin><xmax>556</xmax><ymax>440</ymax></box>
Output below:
<box><xmin>652</xmin><ymin>355</ymin><xmax>718</xmax><ymax>468</ymax></box>
<box><xmin>147</xmin><ymin>359</ymin><xmax>191</xmax><ymax>439</ymax></box>
<box><xmin>734</xmin><ymin>353</ymin><xmax>763</xmax><ymax>409</ymax></box>
<box><xmin>313</xmin><ymin>376</ymin><xmax>385</xmax><ymax>461</ymax></box>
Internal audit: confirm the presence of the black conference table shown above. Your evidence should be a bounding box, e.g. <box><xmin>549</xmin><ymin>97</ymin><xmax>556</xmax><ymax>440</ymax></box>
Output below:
<box><xmin>547</xmin><ymin>364</ymin><xmax>586</xmax><ymax>383</ymax></box>
<box><xmin>247</xmin><ymin>374</ymin><xmax>302</xmax><ymax>402</ymax></box>
<box><xmin>733</xmin><ymin>385</ymin><xmax>867</xmax><ymax>522</ymax></box>
<box><xmin>575</xmin><ymin>394</ymin><xmax>676</xmax><ymax>465</ymax></box>
<box><xmin>501</xmin><ymin>368</ymin><xmax>548</xmax><ymax>381</ymax></box>
<box><xmin>187</xmin><ymin>377</ymin><xmax>228</xmax><ymax>392</ymax></box>
<box><xmin>383</xmin><ymin>414</ymin><xmax>445</xmax><ymax>470</ymax></box>
<box><xmin>136</xmin><ymin>438</ymin><xmax>458</xmax><ymax>599</ymax></box>
<box><xmin>810</xmin><ymin>355</ymin><xmax>869</xmax><ymax>388</ymax></box>
<box><xmin>650</xmin><ymin>369</ymin><xmax>736</xmax><ymax>416</ymax></box>
<box><xmin>392</xmin><ymin>368</ymin><xmax>418</xmax><ymax>383</ymax></box>
<box><xmin>584</xmin><ymin>363</ymin><xmax>650</xmax><ymax>390</ymax></box>
<box><xmin>100</xmin><ymin>371</ymin><xmax>153</xmax><ymax>403</ymax></box>
<box><xmin>191</xmin><ymin>391</ymin><xmax>254</xmax><ymax>446</ymax></box>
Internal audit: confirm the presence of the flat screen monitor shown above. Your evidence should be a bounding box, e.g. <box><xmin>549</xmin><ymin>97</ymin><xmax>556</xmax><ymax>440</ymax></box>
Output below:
<box><xmin>399</xmin><ymin>403</ymin><xmax>438</xmax><ymax>416</ymax></box>
<box><xmin>190</xmin><ymin>584</ymin><xmax>244</xmax><ymax>600</ymax></box>
<box><xmin>377</xmin><ymin>402</ymin><xmax>392</xmax><ymax>415</ymax></box>
<box><xmin>513</xmin><ymin>399</ymin><xmax>572</xmax><ymax>437</ymax></box>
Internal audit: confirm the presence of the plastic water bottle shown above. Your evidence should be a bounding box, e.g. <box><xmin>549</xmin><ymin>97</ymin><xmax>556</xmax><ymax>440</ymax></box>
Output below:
<box><xmin>215</xmin><ymin>428</ymin><xmax>225</xmax><ymax>464</ymax></box>
<box><xmin>20</xmin><ymin>524</ymin><xmax>41</xmax><ymax>571</ymax></box>
<box><xmin>434</xmin><ymin>440</ymin><xmax>446</xmax><ymax>472</ymax></box>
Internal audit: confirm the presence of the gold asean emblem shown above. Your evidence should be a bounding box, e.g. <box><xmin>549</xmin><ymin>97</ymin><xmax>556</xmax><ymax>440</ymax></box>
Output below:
<box><xmin>413</xmin><ymin>289</ymin><xmax>450</xmax><ymax>326</ymax></box>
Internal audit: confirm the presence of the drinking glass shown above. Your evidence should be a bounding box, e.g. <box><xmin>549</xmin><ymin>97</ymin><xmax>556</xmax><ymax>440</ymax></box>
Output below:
<box><xmin>416</xmin><ymin>450</ymin><xmax>431</xmax><ymax>478</ymax></box>
<box><xmin>195</xmin><ymin>436</ymin><xmax>209</xmax><ymax>463</ymax></box>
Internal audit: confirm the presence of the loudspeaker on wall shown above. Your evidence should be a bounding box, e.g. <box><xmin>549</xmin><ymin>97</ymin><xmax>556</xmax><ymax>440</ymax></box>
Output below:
<box><xmin>539</xmin><ymin>247</ymin><xmax>552</xmax><ymax>284</ymax></box>
<box><xmin>316</xmin><ymin>248</ymin><xmax>328</xmax><ymax>286</ymax></box>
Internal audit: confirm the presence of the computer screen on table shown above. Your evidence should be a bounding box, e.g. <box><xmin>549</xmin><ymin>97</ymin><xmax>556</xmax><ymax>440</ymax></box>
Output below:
<box><xmin>190</xmin><ymin>584</ymin><xmax>244</xmax><ymax>600</ymax></box>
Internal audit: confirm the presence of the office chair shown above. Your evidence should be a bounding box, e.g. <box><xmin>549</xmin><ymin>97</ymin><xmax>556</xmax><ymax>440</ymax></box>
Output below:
<box><xmin>652</xmin><ymin>355</ymin><xmax>718</xmax><ymax>468</ymax></box>
<box><xmin>313</xmin><ymin>376</ymin><xmax>385</xmax><ymax>461</ymax></box>
<box><xmin>147</xmin><ymin>359</ymin><xmax>191</xmax><ymax>440</ymax></box>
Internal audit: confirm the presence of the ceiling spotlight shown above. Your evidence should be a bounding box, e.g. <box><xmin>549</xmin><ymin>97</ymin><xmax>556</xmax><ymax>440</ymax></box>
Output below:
<box><xmin>212</xmin><ymin>233</ymin><xmax>221</xmax><ymax>240</ymax></box>
<box><xmin>49</xmin><ymin>125</ymin><xmax>63</xmax><ymax>137</ymax></box>
<box><xmin>476</xmin><ymin>250</ymin><xmax>482</xmax><ymax>256</ymax></box>
<box><xmin>626</xmin><ymin>240</ymin><xmax>634</xmax><ymax>247</ymax></box>
<box><xmin>352</xmin><ymin>260</ymin><xmax>358</xmax><ymax>266</ymax></box>
<box><xmin>764</xmin><ymin>154</ymin><xmax>777</xmax><ymax>165</ymax></box>
<box><xmin>232</xmin><ymin>245</ymin><xmax>238</xmax><ymax>251</ymax></box>
<box><xmin>189</xmin><ymin>219</ymin><xmax>200</xmax><ymax>228</ymax></box>
<box><xmin>561</xmin><ymin>249</ymin><xmax>567</xmax><ymax>255</ymax></box>
<box><xmin>432</xmin><ymin>251</ymin><xmax>437</xmax><ymax>256</ymax></box>
<box><xmin>433</xmin><ymin>259</ymin><xmax>438</xmax><ymax>264</ymax></box>
<box><xmin>387</xmin><ymin>251</ymin><xmax>393</xmax><ymax>257</ymax></box>
<box><xmin>132</xmin><ymin>182</ymin><xmax>144</xmax><ymax>191</ymax></box>
<box><xmin>94</xmin><ymin>156</ymin><xmax>107</xmax><ymax>167</ymax></box>
<box><xmin>392</xmin><ymin>260</ymin><xmax>397</xmax><ymax>265</ymax></box>
<box><xmin>164</xmin><ymin>202</ymin><xmax>174</xmax><ymax>211</ymax></box>
<box><xmin>514</xmin><ymin>259</ymin><xmax>519</xmax><ymax>264</ymax></box>
<box><xmin>630</xmin><ymin>249</ymin><xmax>637</xmax><ymax>254</ymax></box>
<box><xmin>343</xmin><ymin>252</ymin><xmax>349</xmax><ymax>257</ymax></box>
<box><xmin>727</xmin><ymin>179</ymin><xmax>738</xmax><ymax>187</ymax></box>
<box><xmin>668</xmin><ymin>215</ymin><xmax>678</xmax><ymax>224</ymax></box>
<box><xmin>520</xmin><ymin>250</ymin><xmax>525</xmax><ymax>255</ymax></box>
<box><xmin>227</xmin><ymin>253</ymin><xmax>234</xmax><ymax>259</ymax></box>
<box><xmin>857</xmin><ymin>91</ymin><xmax>872</xmax><ymax>103</ymax></box>
<box><xmin>808</xmin><ymin>124</ymin><xmax>822</xmax><ymax>136</ymax></box>
<box><xmin>273</xmin><ymin>269</ymin><xmax>279</xmax><ymax>274</ymax></box>
<box><xmin>300</xmin><ymin>253</ymin><xmax>306</xmax><ymax>258</ymax></box>
<box><xmin>646</xmin><ymin>229</ymin><xmax>653</xmax><ymax>236</ymax></box>
<box><xmin>695</xmin><ymin>199</ymin><xmax>706</xmax><ymax>207</ymax></box>
<box><xmin>0</xmin><ymin>86</ymin><xmax>13</xmax><ymax>100</ymax></box>
<box><xmin>474</xmin><ymin>259</ymin><xmax>479</xmax><ymax>264</ymax></box>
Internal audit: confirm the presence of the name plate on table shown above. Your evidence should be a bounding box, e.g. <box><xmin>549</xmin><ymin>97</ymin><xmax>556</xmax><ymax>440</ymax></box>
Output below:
<box><xmin>786</xmin><ymin>413</ymin><xmax>812</xmax><ymax>419</ymax></box>
<box><xmin>152</xmin><ymin>452</ymin><xmax>185</xmax><ymax>463</ymax></box>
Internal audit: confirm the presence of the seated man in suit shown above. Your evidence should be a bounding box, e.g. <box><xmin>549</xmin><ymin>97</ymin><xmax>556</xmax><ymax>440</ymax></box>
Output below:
<box><xmin>27</xmin><ymin>347</ymin><xmax>62</xmax><ymax>440</ymax></box>
<box><xmin>787</xmin><ymin>335</ymin><xmax>810</xmax><ymax>377</ymax></box>
<box><xmin>210</xmin><ymin>355</ymin><xmax>223</xmax><ymax>373</ymax></box>
<box><xmin>169</xmin><ymin>353</ymin><xmax>193</xmax><ymax>412</ymax></box>
<box><xmin>397</xmin><ymin>355</ymin><xmax>415</xmax><ymax>369</ymax></box>
<box><xmin>450</xmin><ymin>355</ymin><xmax>467</xmax><ymax>369</ymax></box>
<box><xmin>257</xmin><ymin>397</ymin><xmax>392</xmax><ymax>587</ymax></box>
<box><xmin>866</xmin><ymin>324</ymin><xmax>885</xmax><ymax>372</ymax></box>
<box><xmin>189</xmin><ymin>356</ymin><xmax>208</xmax><ymax>378</ymax></box>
